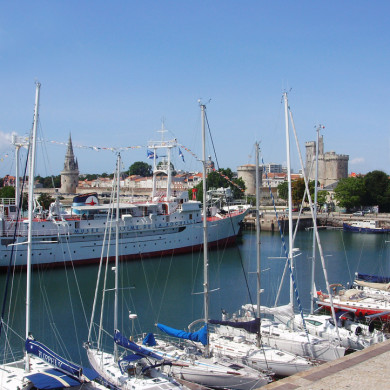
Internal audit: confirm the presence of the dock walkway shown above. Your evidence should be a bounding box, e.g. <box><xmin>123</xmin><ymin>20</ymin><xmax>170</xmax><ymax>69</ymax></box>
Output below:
<box><xmin>263</xmin><ymin>338</ymin><xmax>390</xmax><ymax>389</ymax></box>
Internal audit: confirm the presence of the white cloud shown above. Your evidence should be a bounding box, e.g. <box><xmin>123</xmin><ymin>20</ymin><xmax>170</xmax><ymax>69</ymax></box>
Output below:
<box><xmin>350</xmin><ymin>157</ymin><xmax>365</xmax><ymax>165</ymax></box>
<box><xmin>0</xmin><ymin>131</ymin><xmax>15</xmax><ymax>152</ymax></box>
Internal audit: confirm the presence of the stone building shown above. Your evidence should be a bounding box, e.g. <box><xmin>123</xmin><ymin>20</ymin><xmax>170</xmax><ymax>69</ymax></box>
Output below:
<box><xmin>60</xmin><ymin>134</ymin><xmax>79</xmax><ymax>194</ymax></box>
<box><xmin>237</xmin><ymin>164</ymin><xmax>263</xmax><ymax>196</ymax></box>
<box><xmin>305</xmin><ymin>136</ymin><xmax>348</xmax><ymax>187</ymax></box>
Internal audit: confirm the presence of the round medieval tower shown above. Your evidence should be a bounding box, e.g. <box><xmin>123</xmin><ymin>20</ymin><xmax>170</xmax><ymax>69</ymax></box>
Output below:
<box><xmin>60</xmin><ymin>134</ymin><xmax>79</xmax><ymax>193</ymax></box>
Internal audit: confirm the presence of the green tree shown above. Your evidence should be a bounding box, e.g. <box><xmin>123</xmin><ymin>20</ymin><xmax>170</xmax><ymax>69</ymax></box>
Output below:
<box><xmin>129</xmin><ymin>161</ymin><xmax>153</xmax><ymax>177</ymax></box>
<box><xmin>363</xmin><ymin>170</ymin><xmax>390</xmax><ymax>212</ymax></box>
<box><xmin>277</xmin><ymin>181</ymin><xmax>288</xmax><ymax>202</ymax></box>
<box><xmin>38</xmin><ymin>193</ymin><xmax>55</xmax><ymax>210</ymax></box>
<box><xmin>317</xmin><ymin>190</ymin><xmax>329</xmax><ymax>209</ymax></box>
<box><xmin>0</xmin><ymin>186</ymin><xmax>15</xmax><ymax>198</ymax></box>
<box><xmin>334</xmin><ymin>177</ymin><xmax>366</xmax><ymax>211</ymax></box>
<box><xmin>188</xmin><ymin>168</ymin><xmax>246</xmax><ymax>202</ymax></box>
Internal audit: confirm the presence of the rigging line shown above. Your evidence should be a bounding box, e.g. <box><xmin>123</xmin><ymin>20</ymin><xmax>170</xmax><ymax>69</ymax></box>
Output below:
<box><xmin>63</xmin><ymin>260</ymin><xmax>83</xmax><ymax>364</ymax></box>
<box><xmin>155</xmin><ymin>251</ymin><xmax>176</xmax><ymax>324</ymax></box>
<box><xmin>204</xmin><ymin>110</ymin><xmax>220</xmax><ymax>170</ymax></box>
<box><xmin>339</xmin><ymin>230</ymin><xmax>352</xmax><ymax>284</ymax></box>
<box><xmin>0</xmin><ymin>141</ymin><xmax>31</xmax><ymax>341</ymax></box>
<box><xmin>204</xmin><ymin>110</ymin><xmax>254</xmax><ymax>309</ymax></box>
<box><xmin>262</xmin><ymin>156</ymin><xmax>308</xmax><ymax>315</ymax></box>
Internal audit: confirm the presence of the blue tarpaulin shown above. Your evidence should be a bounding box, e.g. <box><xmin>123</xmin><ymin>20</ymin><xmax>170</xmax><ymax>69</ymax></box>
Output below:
<box><xmin>157</xmin><ymin>323</ymin><xmax>208</xmax><ymax>346</ymax></box>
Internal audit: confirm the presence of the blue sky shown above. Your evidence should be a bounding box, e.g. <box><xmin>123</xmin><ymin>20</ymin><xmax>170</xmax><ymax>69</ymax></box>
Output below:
<box><xmin>0</xmin><ymin>1</ymin><xmax>389</xmax><ymax>178</ymax></box>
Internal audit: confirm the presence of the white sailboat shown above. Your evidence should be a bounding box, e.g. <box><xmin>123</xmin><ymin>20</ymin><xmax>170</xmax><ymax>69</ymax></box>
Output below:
<box><xmin>130</xmin><ymin>103</ymin><xmax>271</xmax><ymax>389</ymax></box>
<box><xmin>207</xmin><ymin>142</ymin><xmax>322</xmax><ymax>376</ymax></box>
<box><xmin>85</xmin><ymin>153</ymin><xmax>185</xmax><ymax>390</ymax></box>
<box><xmin>272</xmin><ymin>93</ymin><xmax>385</xmax><ymax>352</ymax></box>
<box><xmin>0</xmin><ymin>83</ymin><xmax>106</xmax><ymax>390</ymax></box>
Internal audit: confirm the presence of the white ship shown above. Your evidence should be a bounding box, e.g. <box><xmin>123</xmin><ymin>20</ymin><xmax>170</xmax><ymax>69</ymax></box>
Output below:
<box><xmin>0</xmin><ymin>136</ymin><xmax>249</xmax><ymax>269</ymax></box>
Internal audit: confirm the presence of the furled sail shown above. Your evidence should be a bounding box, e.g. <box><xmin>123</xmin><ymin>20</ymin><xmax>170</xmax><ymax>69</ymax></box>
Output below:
<box><xmin>156</xmin><ymin>323</ymin><xmax>208</xmax><ymax>346</ymax></box>
<box><xmin>209</xmin><ymin>317</ymin><xmax>260</xmax><ymax>334</ymax></box>
<box><xmin>114</xmin><ymin>329</ymin><xmax>163</xmax><ymax>360</ymax></box>
<box><xmin>356</xmin><ymin>273</ymin><xmax>390</xmax><ymax>284</ymax></box>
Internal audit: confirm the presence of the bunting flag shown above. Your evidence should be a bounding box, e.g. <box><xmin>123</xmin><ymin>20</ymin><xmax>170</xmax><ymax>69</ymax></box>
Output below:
<box><xmin>177</xmin><ymin>143</ymin><xmax>244</xmax><ymax>193</ymax></box>
<box><xmin>0</xmin><ymin>153</ymin><xmax>9</xmax><ymax>163</ymax></box>
<box><xmin>47</xmin><ymin>139</ymin><xmax>144</xmax><ymax>152</ymax></box>
<box><xmin>147</xmin><ymin>149</ymin><xmax>158</xmax><ymax>159</ymax></box>
<box><xmin>179</xmin><ymin>148</ymin><xmax>185</xmax><ymax>162</ymax></box>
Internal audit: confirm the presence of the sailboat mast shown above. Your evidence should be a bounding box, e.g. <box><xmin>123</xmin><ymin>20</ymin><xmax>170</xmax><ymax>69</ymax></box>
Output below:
<box><xmin>25</xmin><ymin>81</ymin><xmax>40</xmax><ymax>372</ymax></box>
<box><xmin>310</xmin><ymin>125</ymin><xmax>321</xmax><ymax>314</ymax></box>
<box><xmin>114</xmin><ymin>153</ymin><xmax>121</xmax><ymax>362</ymax></box>
<box><xmin>201</xmin><ymin>103</ymin><xmax>209</xmax><ymax>357</ymax></box>
<box><xmin>283</xmin><ymin>92</ymin><xmax>294</xmax><ymax>305</ymax></box>
<box><xmin>255</xmin><ymin>141</ymin><xmax>261</xmax><ymax>348</ymax></box>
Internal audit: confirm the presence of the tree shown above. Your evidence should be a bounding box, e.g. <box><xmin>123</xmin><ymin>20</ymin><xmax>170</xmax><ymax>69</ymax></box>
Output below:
<box><xmin>334</xmin><ymin>177</ymin><xmax>366</xmax><ymax>211</ymax></box>
<box><xmin>188</xmin><ymin>168</ymin><xmax>246</xmax><ymax>202</ymax></box>
<box><xmin>277</xmin><ymin>181</ymin><xmax>288</xmax><ymax>202</ymax></box>
<box><xmin>128</xmin><ymin>161</ymin><xmax>152</xmax><ymax>177</ymax></box>
<box><xmin>0</xmin><ymin>186</ymin><xmax>15</xmax><ymax>198</ymax></box>
<box><xmin>363</xmin><ymin>170</ymin><xmax>390</xmax><ymax>212</ymax></box>
<box><xmin>317</xmin><ymin>190</ymin><xmax>329</xmax><ymax>209</ymax></box>
<box><xmin>38</xmin><ymin>193</ymin><xmax>55</xmax><ymax>210</ymax></box>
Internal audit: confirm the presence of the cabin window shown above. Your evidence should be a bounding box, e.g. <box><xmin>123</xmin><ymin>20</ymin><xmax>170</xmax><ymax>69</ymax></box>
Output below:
<box><xmin>189</xmin><ymin>214</ymin><xmax>193</xmax><ymax>220</ymax></box>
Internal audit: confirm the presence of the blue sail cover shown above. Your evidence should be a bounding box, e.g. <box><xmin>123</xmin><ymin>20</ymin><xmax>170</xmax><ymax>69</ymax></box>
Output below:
<box><xmin>356</xmin><ymin>273</ymin><xmax>390</xmax><ymax>284</ymax></box>
<box><xmin>142</xmin><ymin>332</ymin><xmax>157</xmax><ymax>346</ymax></box>
<box><xmin>209</xmin><ymin>317</ymin><xmax>260</xmax><ymax>334</ymax></box>
<box><xmin>157</xmin><ymin>323</ymin><xmax>208</xmax><ymax>346</ymax></box>
<box><xmin>26</xmin><ymin>368</ymin><xmax>81</xmax><ymax>389</ymax></box>
<box><xmin>114</xmin><ymin>329</ymin><xmax>163</xmax><ymax>360</ymax></box>
<box><xmin>25</xmin><ymin>338</ymin><xmax>99</xmax><ymax>382</ymax></box>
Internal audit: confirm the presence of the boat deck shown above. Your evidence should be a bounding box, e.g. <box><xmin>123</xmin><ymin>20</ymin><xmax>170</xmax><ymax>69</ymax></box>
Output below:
<box><xmin>262</xmin><ymin>338</ymin><xmax>390</xmax><ymax>389</ymax></box>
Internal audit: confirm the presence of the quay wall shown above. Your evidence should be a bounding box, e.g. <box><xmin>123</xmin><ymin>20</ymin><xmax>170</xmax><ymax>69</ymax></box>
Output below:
<box><xmin>243</xmin><ymin>211</ymin><xmax>390</xmax><ymax>231</ymax></box>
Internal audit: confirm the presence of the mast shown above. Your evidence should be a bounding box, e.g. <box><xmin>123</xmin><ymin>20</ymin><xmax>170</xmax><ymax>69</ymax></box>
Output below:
<box><xmin>310</xmin><ymin>125</ymin><xmax>322</xmax><ymax>314</ymax></box>
<box><xmin>114</xmin><ymin>153</ymin><xmax>121</xmax><ymax>362</ymax></box>
<box><xmin>283</xmin><ymin>92</ymin><xmax>294</xmax><ymax>305</ymax></box>
<box><xmin>200</xmin><ymin>102</ymin><xmax>209</xmax><ymax>357</ymax></box>
<box><xmin>25</xmin><ymin>81</ymin><xmax>41</xmax><ymax>372</ymax></box>
<box><xmin>255</xmin><ymin>141</ymin><xmax>261</xmax><ymax>348</ymax></box>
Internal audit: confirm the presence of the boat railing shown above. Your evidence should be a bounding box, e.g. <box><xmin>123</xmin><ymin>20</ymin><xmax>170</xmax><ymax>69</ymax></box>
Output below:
<box><xmin>0</xmin><ymin>198</ymin><xmax>16</xmax><ymax>206</ymax></box>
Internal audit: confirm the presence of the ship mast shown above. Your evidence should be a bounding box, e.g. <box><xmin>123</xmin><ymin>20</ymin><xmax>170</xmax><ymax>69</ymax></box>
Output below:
<box><xmin>25</xmin><ymin>81</ymin><xmax>40</xmax><ymax>372</ymax></box>
<box><xmin>200</xmin><ymin>102</ymin><xmax>210</xmax><ymax>357</ymax></box>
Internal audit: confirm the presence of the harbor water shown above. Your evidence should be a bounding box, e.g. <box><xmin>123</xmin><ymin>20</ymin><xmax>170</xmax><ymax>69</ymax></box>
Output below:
<box><xmin>1</xmin><ymin>228</ymin><xmax>389</xmax><ymax>367</ymax></box>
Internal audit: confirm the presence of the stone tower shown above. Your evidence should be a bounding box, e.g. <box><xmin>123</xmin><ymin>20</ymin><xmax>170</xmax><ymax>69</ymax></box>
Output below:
<box><xmin>61</xmin><ymin>134</ymin><xmax>79</xmax><ymax>193</ymax></box>
<box><xmin>305</xmin><ymin>135</ymin><xmax>348</xmax><ymax>188</ymax></box>
<box><xmin>237</xmin><ymin>164</ymin><xmax>263</xmax><ymax>196</ymax></box>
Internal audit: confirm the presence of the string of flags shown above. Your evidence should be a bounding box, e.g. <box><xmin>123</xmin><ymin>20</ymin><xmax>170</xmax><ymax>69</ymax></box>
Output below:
<box><xmin>3</xmin><ymin>137</ymin><xmax>244</xmax><ymax>192</ymax></box>
<box><xmin>0</xmin><ymin>153</ymin><xmax>10</xmax><ymax>163</ymax></box>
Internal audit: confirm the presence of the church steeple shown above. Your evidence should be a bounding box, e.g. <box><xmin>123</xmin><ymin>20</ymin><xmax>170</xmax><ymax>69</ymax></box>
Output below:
<box><xmin>60</xmin><ymin>133</ymin><xmax>79</xmax><ymax>193</ymax></box>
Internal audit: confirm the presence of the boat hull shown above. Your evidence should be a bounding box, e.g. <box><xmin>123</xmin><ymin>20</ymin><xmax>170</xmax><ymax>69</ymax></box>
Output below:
<box><xmin>0</xmin><ymin>209</ymin><xmax>247</xmax><ymax>269</ymax></box>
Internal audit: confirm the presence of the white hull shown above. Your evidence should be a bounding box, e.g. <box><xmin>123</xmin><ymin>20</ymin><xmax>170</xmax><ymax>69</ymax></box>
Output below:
<box><xmin>138</xmin><ymin>338</ymin><xmax>270</xmax><ymax>390</ymax></box>
<box><xmin>86</xmin><ymin>347</ymin><xmax>183</xmax><ymax>390</ymax></box>
<box><xmin>208</xmin><ymin>329</ymin><xmax>314</xmax><ymax>377</ymax></box>
<box><xmin>1</xmin><ymin>203</ymin><xmax>248</xmax><ymax>268</ymax></box>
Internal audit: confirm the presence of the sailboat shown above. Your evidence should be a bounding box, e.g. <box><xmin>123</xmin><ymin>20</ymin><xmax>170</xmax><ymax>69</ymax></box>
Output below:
<box><xmin>268</xmin><ymin>93</ymin><xmax>385</xmax><ymax>352</ymax></box>
<box><xmin>207</xmin><ymin>142</ymin><xmax>322</xmax><ymax>376</ymax></box>
<box><xmin>85</xmin><ymin>153</ymin><xmax>186</xmax><ymax>390</ymax></box>
<box><xmin>0</xmin><ymin>83</ymin><xmax>106</xmax><ymax>390</ymax></box>
<box><xmin>127</xmin><ymin>103</ymin><xmax>271</xmax><ymax>389</ymax></box>
<box><xmin>213</xmin><ymin>95</ymin><xmax>349</xmax><ymax>365</ymax></box>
